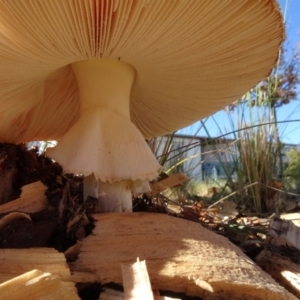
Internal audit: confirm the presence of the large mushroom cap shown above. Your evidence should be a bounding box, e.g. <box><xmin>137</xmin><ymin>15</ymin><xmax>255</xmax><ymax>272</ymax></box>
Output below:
<box><xmin>0</xmin><ymin>0</ymin><xmax>284</xmax><ymax>142</ymax></box>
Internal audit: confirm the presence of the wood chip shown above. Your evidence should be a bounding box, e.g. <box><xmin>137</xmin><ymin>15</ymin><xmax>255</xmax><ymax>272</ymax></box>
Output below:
<box><xmin>255</xmin><ymin>217</ymin><xmax>300</xmax><ymax>298</ymax></box>
<box><xmin>149</xmin><ymin>173</ymin><xmax>188</xmax><ymax>196</ymax></box>
<box><xmin>0</xmin><ymin>212</ymin><xmax>31</xmax><ymax>230</ymax></box>
<box><xmin>284</xmin><ymin>201</ymin><xmax>297</xmax><ymax>212</ymax></box>
<box><xmin>99</xmin><ymin>288</ymin><xmax>124</xmax><ymax>300</ymax></box>
<box><xmin>280</xmin><ymin>213</ymin><xmax>300</xmax><ymax>227</ymax></box>
<box><xmin>0</xmin><ymin>248</ymin><xmax>71</xmax><ymax>283</ymax></box>
<box><xmin>99</xmin><ymin>288</ymin><xmax>181</xmax><ymax>300</ymax></box>
<box><xmin>0</xmin><ymin>181</ymin><xmax>47</xmax><ymax>214</ymax></box>
<box><xmin>0</xmin><ymin>269</ymin><xmax>79</xmax><ymax>300</ymax></box>
<box><xmin>256</xmin><ymin>251</ymin><xmax>300</xmax><ymax>299</ymax></box>
<box><xmin>65</xmin><ymin>243</ymin><xmax>82</xmax><ymax>262</ymax></box>
<box><xmin>122</xmin><ymin>259</ymin><xmax>154</xmax><ymax>300</ymax></box>
<box><xmin>269</xmin><ymin>217</ymin><xmax>300</xmax><ymax>249</ymax></box>
<box><xmin>72</xmin><ymin>213</ymin><xmax>296</xmax><ymax>300</ymax></box>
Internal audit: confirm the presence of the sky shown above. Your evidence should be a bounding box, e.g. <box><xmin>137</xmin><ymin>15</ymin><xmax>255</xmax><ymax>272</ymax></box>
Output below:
<box><xmin>179</xmin><ymin>0</ymin><xmax>300</xmax><ymax>144</ymax></box>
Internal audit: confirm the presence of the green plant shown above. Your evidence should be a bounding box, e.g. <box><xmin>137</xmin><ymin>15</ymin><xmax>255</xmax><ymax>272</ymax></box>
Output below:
<box><xmin>284</xmin><ymin>148</ymin><xmax>300</xmax><ymax>192</ymax></box>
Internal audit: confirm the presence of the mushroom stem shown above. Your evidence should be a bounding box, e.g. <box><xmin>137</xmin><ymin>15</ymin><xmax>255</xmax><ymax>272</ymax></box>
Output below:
<box><xmin>72</xmin><ymin>59</ymin><xmax>134</xmax><ymax>117</ymax></box>
<box><xmin>47</xmin><ymin>59</ymin><xmax>160</xmax><ymax>211</ymax></box>
<box><xmin>97</xmin><ymin>181</ymin><xmax>132</xmax><ymax>213</ymax></box>
<box><xmin>84</xmin><ymin>175</ymin><xmax>133</xmax><ymax>212</ymax></box>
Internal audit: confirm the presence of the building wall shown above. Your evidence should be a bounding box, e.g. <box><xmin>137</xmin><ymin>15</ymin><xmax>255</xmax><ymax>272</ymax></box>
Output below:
<box><xmin>151</xmin><ymin>134</ymin><xmax>299</xmax><ymax>182</ymax></box>
<box><xmin>150</xmin><ymin>135</ymin><xmax>203</xmax><ymax>181</ymax></box>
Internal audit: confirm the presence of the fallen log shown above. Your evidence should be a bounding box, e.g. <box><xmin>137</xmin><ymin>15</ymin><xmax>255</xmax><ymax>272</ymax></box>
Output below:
<box><xmin>71</xmin><ymin>213</ymin><xmax>296</xmax><ymax>300</ymax></box>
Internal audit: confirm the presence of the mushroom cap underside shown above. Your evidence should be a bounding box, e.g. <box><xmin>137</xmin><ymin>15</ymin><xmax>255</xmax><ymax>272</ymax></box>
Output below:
<box><xmin>0</xmin><ymin>0</ymin><xmax>284</xmax><ymax>142</ymax></box>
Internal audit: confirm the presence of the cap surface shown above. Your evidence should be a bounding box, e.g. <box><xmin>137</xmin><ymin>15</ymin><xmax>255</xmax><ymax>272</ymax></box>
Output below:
<box><xmin>0</xmin><ymin>0</ymin><xmax>284</xmax><ymax>142</ymax></box>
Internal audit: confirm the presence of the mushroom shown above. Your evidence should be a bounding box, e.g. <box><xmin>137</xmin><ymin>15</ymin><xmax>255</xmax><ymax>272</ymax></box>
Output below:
<box><xmin>0</xmin><ymin>1</ymin><xmax>284</xmax><ymax>211</ymax></box>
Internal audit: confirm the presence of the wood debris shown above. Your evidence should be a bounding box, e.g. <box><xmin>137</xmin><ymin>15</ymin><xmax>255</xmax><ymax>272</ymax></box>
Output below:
<box><xmin>71</xmin><ymin>213</ymin><xmax>295</xmax><ymax>300</ymax></box>
<box><xmin>0</xmin><ymin>210</ymin><xmax>57</xmax><ymax>248</ymax></box>
<box><xmin>0</xmin><ymin>143</ymin><xmax>62</xmax><ymax>205</ymax></box>
<box><xmin>99</xmin><ymin>288</ymin><xmax>180</xmax><ymax>300</ymax></box>
<box><xmin>122</xmin><ymin>259</ymin><xmax>154</xmax><ymax>300</ymax></box>
<box><xmin>256</xmin><ymin>252</ymin><xmax>300</xmax><ymax>299</ymax></box>
<box><xmin>0</xmin><ymin>143</ymin><xmax>298</xmax><ymax>298</ymax></box>
<box><xmin>99</xmin><ymin>288</ymin><xmax>124</xmax><ymax>300</ymax></box>
<box><xmin>256</xmin><ymin>217</ymin><xmax>300</xmax><ymax>298</ymax></box>
<box><xmin>268</xmin><ymin>217</ymin><xmax>300</xmax><ymax>249</ymax></box>
<box><xmin>0</xmin><ymin>212</ymin><xmax>31</xmax><ymax>230</ymax></box>
<box><xmin>280</xmin><ymin>212</ymin><xmax>300</xmax><ymax>227</ymax></box>
<box><xmin>148</xmin><ymin>173</ymin><xmax>189</xmax><ymax>197</ymax></box>
<box><xmin>0</xmin><ymin>181</ymin><xmax>47</xmax><ymax>214</ymax></box>
<box><xmin>65</xmin><ymin>242</ymin><xmax>82</xmax><ymax>262</ymax></box>
<box><xmin>284</xmin><ymin>201</ymin><xmax>298</xmax><ymax>212</ymax></box>
<box><xmin>0</xmin><ymin>248</ymin><xmax>71</xmax><ymax>283</ymax></box>
<box><xmin>0</xmin><ymin>269</ymin><xmax>79</xmax><ymax>300</ymax></box>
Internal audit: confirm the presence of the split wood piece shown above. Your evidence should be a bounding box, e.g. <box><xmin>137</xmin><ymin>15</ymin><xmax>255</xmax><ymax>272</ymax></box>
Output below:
<box><xmin>70</xmin><ymin>271</ymin><xmax>98</xmax><ymax>283</ymax></box>
<box><xmin>284</xmin><ymin>201</ymin><xmax>297</xmax><ymax>213</ymax></box>
<box><xmin>65</xmin><ymin>242</ymin><xmax>82</xmax><ymax>262</ymax></box>
<box><xmin>0</xmin><ymin>248</ymin><xmax>71</xmax><ymax>283</ymax></box>
<box><xmin>0</xmin><ymin>269</ymin><xmax>79</xmax><ymax>300</ymax></box>
<box><xmin>0</xmin><ymin>181</ymin><xmax>47</xmax><ymax>214</ymax></box>
<box><xmin>280</xmin><ymin>213</ymin><xmax>300</xmax><ymax>227</ymax></box>
<box><xmin>99</xmin><ymin>288</ymin><xmax>124</xmax><ymax>300</ymax></box>
<box><xmin>269</xmin><ymin>217</ymin><xmax>300</xmax><ymax>249</ymax></box>
<box><xmin>256</xmin><ymin>251</ymin><xmax>300</xmax><ymax>299</ymax></box>
<box><xmin>99</xmin><ymin>288</ymin><xmax>181</xmax><ymax>300</ymax></box>
<box><xmin>121</xmin><ymin>258</ymin><xmax>154</xmax><ymax>300</ymax></box>
<box><xmin>0</xmin><ymin>212</ymin><xmax>31</xmax><ymax>230</ymax></box>
<box><xmin>148</xmin><ymin>173</ymin><xmax>189</xmax><ymax>197</ymax></box>
<box><xmin>72</xmin><ymin>213</ymin><xmax>296</xmax><ymax>300</ymax></box>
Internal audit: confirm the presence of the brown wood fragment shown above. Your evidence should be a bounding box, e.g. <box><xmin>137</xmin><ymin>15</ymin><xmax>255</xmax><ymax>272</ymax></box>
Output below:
<box><xmin>149</xmin><ymin>173</ymin><xmax>188</xmax><ymax>196</ymax></box>
<box><xmin>280</xmin><ymin>213</ymin><xmax>300</xmax><ymax>227</ymax></box>
<box><xmin>0</xmin><ymin>212</ymin><xmax>31</xmax><ymax>230</ymax></box>
<box><xmin>99</xmin><ymin>288</ymin><xmax>181</xmax><ymax>300</ymax></box>
<box><xmin>255</xmin><ymin>217</ymin><xmax>300</xmax><ymax>298</ymax></box>
<box><xmin>69</xmin><ymin>271</ymin><xmax>98</xmax><ymax>283</ymax></box>
<box><xmin>0</xmin><ymin>269</ymin><xmax>79</xmax><ymax>300</ymax></box>
<box><xmin>99</xmin><ymin>288</ymin><xmax>124</xmax><ymax>300</ymax></box>
<box><xmin>268</xmin><ymin>217</ymin><xmax>300</xmax><ymax>249</ymax></box>
<box><xmin>0</xmin><ymin>248</ymin><xmax>71</xmax><ymax>283</ymax></box>
<box><xmin>0</xmin><ymin>181</ymin><xmax>47</xmax><ymax>214</ymax></box>
<box><xmin>256</xmin><ymin>251</ymin><xmax>300</xmax><ymax>298</ymax></box>
<box><xmin>122</xmin><ymin>259</ymin><xmax>154</xmax><ymax>300</ymax></box>
<box><xmin>72</xmin><ymin>213</ymin><xmax>296</xmax><ymax>300</ymax></box>
<box><xmin>65</xmin><ymin>243</ymin><xmax>82</xmax><ymax>262</ymax></box>
<box><xmin>285</xmin><ymin>201</ymin><xmax>297</xmax><ymax>212</ymax></box>
<box><xmin>0</xmin><ymin>212</ymin><xmax>57</xmax><ymax>248</ymax></box>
